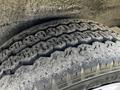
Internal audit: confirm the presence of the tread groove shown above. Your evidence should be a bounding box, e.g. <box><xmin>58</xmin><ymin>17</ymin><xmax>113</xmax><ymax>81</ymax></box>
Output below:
<box><xmin>0</xmin><ymin>29</ymin><xmax>108</xmax><ymax>65</ymax></box>
<box><xmin>0</xmin><ymin>33</ymin><xmax>118</xmax><ymax>79</ymax></box>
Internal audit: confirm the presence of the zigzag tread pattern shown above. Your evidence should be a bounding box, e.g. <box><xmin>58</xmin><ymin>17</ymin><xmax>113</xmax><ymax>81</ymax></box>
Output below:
<box><xmin>0</xmin><ymin>19</ymin><xmax>120</xmax><ymax>79</ymax></box>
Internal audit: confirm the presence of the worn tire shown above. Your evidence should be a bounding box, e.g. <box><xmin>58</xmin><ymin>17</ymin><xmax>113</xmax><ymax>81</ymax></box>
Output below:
<box><xmin>0</xmin><ymin>17</ymin><xmax>120</xmax><ymax>90</ymax></box>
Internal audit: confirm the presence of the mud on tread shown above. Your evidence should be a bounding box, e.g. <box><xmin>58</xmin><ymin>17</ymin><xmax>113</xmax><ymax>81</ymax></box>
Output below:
<box><xmin>0</xmin><ymin>18</ymin><xmax>120</xmax><ymax>90</ymax></box>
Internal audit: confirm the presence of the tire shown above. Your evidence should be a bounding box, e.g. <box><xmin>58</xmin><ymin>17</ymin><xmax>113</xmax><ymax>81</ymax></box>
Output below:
<box><xmin>0</xmin><ymin>17</ymin><xmax>120</xmax><ymax>90</ymax></box>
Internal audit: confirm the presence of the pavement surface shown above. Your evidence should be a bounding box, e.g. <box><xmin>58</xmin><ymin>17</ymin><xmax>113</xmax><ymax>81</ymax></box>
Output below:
<box><xmin>0</xmin><ymin>0</ymin><xmax>120</xmax><ymax>27</ymax></box>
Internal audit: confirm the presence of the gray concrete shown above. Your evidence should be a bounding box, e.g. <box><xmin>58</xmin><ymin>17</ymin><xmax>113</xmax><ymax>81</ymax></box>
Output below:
<box><xmin>0</xmin><ymin>0</ymin><xmax>120</xmax><ymax>27</ymax></box>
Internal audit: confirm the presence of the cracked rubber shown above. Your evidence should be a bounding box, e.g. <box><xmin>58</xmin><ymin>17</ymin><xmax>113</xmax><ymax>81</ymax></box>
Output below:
<box><xmin>0</xmin><ymin>18</ymin><xmax>120</xmax><ymax>90</ymax></box>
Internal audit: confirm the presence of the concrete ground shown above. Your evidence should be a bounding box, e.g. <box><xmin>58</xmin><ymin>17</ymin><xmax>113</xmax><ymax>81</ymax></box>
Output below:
<box><xmin>0</xmin><ymin>0</ymin><xmax>120</xmax><ymax>27</ymax></box>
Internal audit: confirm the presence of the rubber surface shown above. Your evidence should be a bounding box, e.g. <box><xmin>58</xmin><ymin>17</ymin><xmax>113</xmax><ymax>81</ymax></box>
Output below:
<box><xmin>0</xmin><ymin>18</ymin><xmax>120</xmax><ymax>90</ymax></box>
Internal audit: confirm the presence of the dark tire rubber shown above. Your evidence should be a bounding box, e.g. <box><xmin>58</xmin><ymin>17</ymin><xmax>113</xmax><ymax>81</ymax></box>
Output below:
<box><xmin>0</xmin><ymin>18</ymin><xmax>120</xmax><ymax>90</ymax></box>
